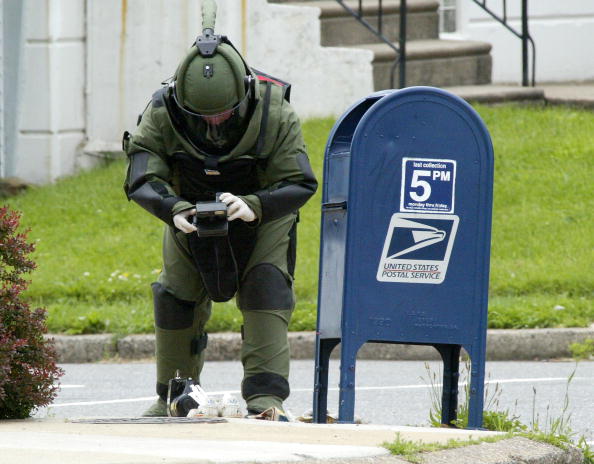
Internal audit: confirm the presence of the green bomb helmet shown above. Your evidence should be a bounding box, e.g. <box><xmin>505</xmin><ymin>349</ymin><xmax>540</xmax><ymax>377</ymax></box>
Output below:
<box><xmin>169</xmin><ymin>1</ymin><xmax>256</xmax><ymax>156</ymax></box>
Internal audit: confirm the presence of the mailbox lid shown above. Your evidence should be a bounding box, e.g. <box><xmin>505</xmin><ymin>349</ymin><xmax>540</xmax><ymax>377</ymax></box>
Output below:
<box><xmin>342</xmin><ymin>87</ymin><xmax>494</xmax><ymax>345</ymax></box>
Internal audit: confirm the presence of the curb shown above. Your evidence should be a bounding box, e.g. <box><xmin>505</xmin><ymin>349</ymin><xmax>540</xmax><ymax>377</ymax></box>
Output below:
<box><xmin>45</xmin><ymin>327</ymin><xmax>594</xmax><ymax>363</ymax></box>
<box><xmin>286</xmin><ymin>437</ymin><xmax>584</xmax><ymax>464</ymax></box>
<box><xmin>413</xmin><ymin>436</ymin><xmax>584</xmax><ymax>464</ymax></box>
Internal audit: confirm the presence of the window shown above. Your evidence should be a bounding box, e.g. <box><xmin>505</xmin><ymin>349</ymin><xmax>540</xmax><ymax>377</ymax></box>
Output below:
<box><xmin>440</xmin><ymin>0</ymin><xmax>457</xmax><ymax>33</ymax></box>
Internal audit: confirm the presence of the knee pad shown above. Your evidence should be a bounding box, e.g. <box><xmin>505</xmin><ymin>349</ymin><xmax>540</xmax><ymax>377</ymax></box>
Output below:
<box><xmin>152</xmin><ymin>282</ymin><xmax>195</xmax><ymax>330</ymax></box>
<box><xmin>238</xmin><ymin>264</ymin><xmax>294</xmax><ymax>311</ymax></box>
<box><xmin>242</xmin><ymin>373</ymin><xmax>290</xmax><ymax>402</ymax></box>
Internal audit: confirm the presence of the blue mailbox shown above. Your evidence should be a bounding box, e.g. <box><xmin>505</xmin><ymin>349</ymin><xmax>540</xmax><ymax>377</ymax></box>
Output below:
<box><xmin>313</xmin><ymin>87</ymin><xmax>494</xmax><ymax>428</ymax></box>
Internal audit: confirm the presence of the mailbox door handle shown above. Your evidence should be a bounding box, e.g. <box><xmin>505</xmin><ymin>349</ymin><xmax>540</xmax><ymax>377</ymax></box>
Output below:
<box><xmin>322</xmin><ymin>201</ymin><xmax>347</xmax><ymax>212</ymax></box>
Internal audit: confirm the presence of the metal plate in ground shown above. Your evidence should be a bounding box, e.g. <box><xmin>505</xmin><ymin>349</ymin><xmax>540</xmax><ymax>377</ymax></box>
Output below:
<box><xmin>69</xmin><ymin>417</ymin><xmax>228</xmax><ymax>424</ymax></box>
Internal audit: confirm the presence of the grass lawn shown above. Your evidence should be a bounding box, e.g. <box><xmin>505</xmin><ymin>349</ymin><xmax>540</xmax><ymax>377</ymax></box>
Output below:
<box><xmin>5</xmin><ymin>104</ymin><xmax>594</xmax><ymax>334</ymax></box>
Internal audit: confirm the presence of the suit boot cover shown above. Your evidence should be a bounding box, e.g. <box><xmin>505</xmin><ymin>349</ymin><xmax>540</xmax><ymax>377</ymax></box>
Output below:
<box><xmin>146</xmin><ymin>283</ymin><xmax>211</xmax><ymax>417</ymax></box>
<box><xmin>142</xmin><ymin>325</ymin><xmax>207</xmax><ymax>418</ymax></box>
<box><xmin>240</xmin><ymin>309</ymin><xmax>292</xmax><ymax>414</ymax></box>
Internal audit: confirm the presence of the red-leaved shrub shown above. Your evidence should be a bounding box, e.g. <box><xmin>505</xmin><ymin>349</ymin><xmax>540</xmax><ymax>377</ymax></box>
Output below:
<box><xmin>0</xmin><ymin>206</ymin><xmax>63</xmax><ymax>419</ymax></box>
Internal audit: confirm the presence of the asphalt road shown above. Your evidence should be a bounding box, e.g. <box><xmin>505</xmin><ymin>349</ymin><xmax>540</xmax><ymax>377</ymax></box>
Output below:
<box><xmin>36</xmin><ymin>360</ymin><xmax>593</xmax><ymax>444</ymax></box>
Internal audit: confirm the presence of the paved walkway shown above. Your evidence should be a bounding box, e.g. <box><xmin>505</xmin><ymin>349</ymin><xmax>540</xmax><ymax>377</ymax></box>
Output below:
<box><xmin>1</xmin><ymin>418</ymin><xmax>581</xmax><ymax>464</ymax></box>
<box><xmin>0</xmin><ymin>419</ymin><xmax>497</xmax><ymax>463</ymax></box>
<box><xmin>445</xmin><ymin>81</ymin><xmax>594</xmax><ymax>108</ymax></box>
<box><xmin>540</xmin><ymin>82</ymin><xmax>594</xmax><ymax>108</ymax></box>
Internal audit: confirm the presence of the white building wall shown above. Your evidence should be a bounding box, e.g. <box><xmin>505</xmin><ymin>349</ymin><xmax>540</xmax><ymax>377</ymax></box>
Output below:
<box><xmin>456</xmin><ymin>0</ymin><xmax>594</xmax><ymax>84</ymax></box>
<box><xmin>11</xmin><ymin>0</ymin><xmax>593</xmax><ymax>184</ymax></box>
<box><xmin>84</xmin><ymin>0</ymin><xmax>203</xmax><ymax>159</ymax></box>
<box><xmin>16</xmin><ymin>0</ymin><xmax>86</xmax><ymax>184</ymax></box>
<box><xmin>84</xmin><ymin>0</ymin><xmax>373</xmax><ymax>157</ymax></box>
<box><xmin>1</xmin><ymin>3</ymin><xmax>4</xmax><ymax>177</ymax></box>
<box><xmin>246</xmin><ymin>0</ymin><xmax>373</xmax><ymax>119</ymax></box>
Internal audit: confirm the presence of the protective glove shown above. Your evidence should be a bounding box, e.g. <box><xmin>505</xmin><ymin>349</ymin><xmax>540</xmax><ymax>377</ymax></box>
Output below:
<box><xmin>173</xmin><ymin>208</ymin><xmax>197</xmax><ymax>233</ymax></box>
<box><xmin>219</xmin><ymin>193</ymin><xmax>256</xmax><ymax>222</ymax></box>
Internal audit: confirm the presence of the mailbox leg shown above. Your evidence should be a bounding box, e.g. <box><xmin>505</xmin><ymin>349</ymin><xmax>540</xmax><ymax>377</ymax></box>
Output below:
<box><xmin>337</xmin><ymin>338</ymin><xmax>362</xmax><ymax>423</ymax></box>
<box><xmin>435</xmin><ymin>344</ymin><xmax>461</xmax><ymax>427</ymax></box>
<box><xmin>467</xmin><ymin>349</ymin><xmax>486</xmax><ymax>429</ymax></box>
<box><xmin>313</xmin><ymin>338</ymin><xmax>340</xmax><ymax>424</ymax></box>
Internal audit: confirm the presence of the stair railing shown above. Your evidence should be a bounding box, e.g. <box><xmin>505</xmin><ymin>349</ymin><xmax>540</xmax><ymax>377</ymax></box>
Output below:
<box><xmin>471</xmin><ymin>0</ymin><xmax>535</xmax><ymax>86</ymax></box>
<box><xmin>334</xmin><ymin>0</ymin><xmax>408</xmax><ymax>88</ymax></box>
<box><xmin>334</xmin><ymin>0</ymin><xmax>535</xmax><ymax>88</ymax></box>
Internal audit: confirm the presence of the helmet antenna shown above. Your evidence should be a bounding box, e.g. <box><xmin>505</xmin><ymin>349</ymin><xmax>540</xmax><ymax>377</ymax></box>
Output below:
<box><xmin>202</xmin><ymin>0</ymin><xmax>216</xmax><ymax>36</ymax></box>
<box><xmin>196</xmin><ymin>0</ymin><xmax>221</xmax><ymax>57</ymax></box>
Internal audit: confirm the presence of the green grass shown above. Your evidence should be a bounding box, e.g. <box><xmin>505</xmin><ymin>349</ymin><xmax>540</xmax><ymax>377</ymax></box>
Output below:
<box><xmin>485</xmin><ymin>105</ymin><xmax>593</xmax><ymax>297</ymax></box>
<box><xmin>384</xmin><ymin>433</ymin><xmax>508</xmax><ymax>463</ymax></box>
<box><xmin>482</xmin><ymin>104</ymin><xmax>594</xmax><ymax>329</ymax></box>
<box><xmin>569</xmin><ymin>339</ymin><xmax>594</xmax><ymax>361</ymax></box>
<box><xmin>5</xmin><ymin>105</ymin><xmax>594</xmax><ymax>334</ymax></box>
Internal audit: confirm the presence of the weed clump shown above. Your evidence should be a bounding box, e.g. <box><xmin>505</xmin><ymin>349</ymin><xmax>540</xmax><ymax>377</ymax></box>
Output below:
<box><xmin>420</xmin><ymin>361</ymin><xmax>592</xmax><ymax>463</ymax></box>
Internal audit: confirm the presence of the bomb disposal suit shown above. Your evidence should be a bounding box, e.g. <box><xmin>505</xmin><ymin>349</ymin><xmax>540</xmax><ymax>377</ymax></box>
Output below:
<box><xmin>123</xmin><ymin>8</ymin><xmax>317</xmax><ymax>416</ymax></box>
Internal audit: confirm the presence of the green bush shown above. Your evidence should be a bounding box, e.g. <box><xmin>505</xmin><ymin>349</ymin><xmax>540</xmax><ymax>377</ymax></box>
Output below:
<box><xmin>0</xmin><ymin>207</ymin><xmax>63</xmax><ymax>419</ymax></box>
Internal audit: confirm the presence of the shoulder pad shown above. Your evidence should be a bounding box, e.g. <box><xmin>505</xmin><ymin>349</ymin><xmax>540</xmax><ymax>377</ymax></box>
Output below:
<box><xmin>151</xmin><ymin>87</ymin><xmax>168</xmax><ymax>108</ymax></box>
<box><xmin>251</xmin><ymin>68</ymin><xmax>291</xmax><ymax>103</ymax></box>
<box><xmin>136</xmin><ymin>87</ymin><xmax>167</xmax><ymax>126</ymax></box>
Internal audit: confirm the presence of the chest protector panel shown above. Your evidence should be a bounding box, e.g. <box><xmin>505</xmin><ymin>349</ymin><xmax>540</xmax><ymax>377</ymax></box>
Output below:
<box><xmin>173</xmin><ymin>153</ymin><xmax>260</xmax><ymax>302</ymax></box>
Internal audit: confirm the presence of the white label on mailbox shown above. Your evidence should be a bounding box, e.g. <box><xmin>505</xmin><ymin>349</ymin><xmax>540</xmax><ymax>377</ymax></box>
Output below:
<box><xmin>400</xmin><ymin>157</ymin><xmax>456</xmax><ymax>214</ymax></box>
<box><xmin>377</xmin><ymin>213</ymin><xmax>459</xmax><ymax>284</ymax></box>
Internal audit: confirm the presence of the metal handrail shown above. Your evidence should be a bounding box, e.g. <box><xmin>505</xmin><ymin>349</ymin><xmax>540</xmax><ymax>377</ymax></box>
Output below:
<box><xmin>471</xmin><ymin>0</ymin><xmax>536</xmax><ymax>86</ymax></box>
<box><xmin>334</xmin><ymin>0</ymin><xmax>535</xmax><ymax>88</ymax></box>
<box><xmin>335</xmin><ymin>0</ymin><xmax>408</xmax><ymax>88</ymax></box>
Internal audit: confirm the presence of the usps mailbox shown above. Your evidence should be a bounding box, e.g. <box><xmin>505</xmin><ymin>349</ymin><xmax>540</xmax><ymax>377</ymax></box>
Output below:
<box><xmin>313</xmin><ymin>87</ymin><xmax>494</xmax><ymax>428</ymax></box>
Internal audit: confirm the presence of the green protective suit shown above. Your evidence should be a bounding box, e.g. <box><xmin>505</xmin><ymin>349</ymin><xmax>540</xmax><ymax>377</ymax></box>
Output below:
<box><xmin>124</xmin><ymin>74</ymin><xmax>317</xmax><ymax>414</ymax></box>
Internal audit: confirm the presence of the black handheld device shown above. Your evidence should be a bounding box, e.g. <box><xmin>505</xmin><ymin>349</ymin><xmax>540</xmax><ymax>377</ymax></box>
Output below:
<box><xmin>193</xmin><ymin>192</ymin><xmax>228</xmax><ymax>237</ymax></box>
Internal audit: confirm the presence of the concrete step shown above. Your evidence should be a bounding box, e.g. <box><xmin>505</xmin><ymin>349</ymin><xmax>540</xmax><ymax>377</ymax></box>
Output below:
<box><xmin>360</xmin><ymin>39</ymin><xmax>492</xmax><ymax>89</ymax></box>
<box><xmin>268</xmin><ymin>1</ymin><xmax>493</xmax><ymax>88</ymax></box>
<box><xmin>281</xmin><ymin>0</ymin><xmax>439</xmax><ymax>45</ymax></box>
<box><xmin>445</xmin><ymin>84</ymin><xmax>545</xmax><ymax>104</ymax></box>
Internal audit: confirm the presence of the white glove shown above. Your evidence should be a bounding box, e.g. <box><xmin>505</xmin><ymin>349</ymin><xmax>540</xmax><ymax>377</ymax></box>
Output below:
<box><xmin>219</xmin><ymin>193</ymin><xmax>256</xmax><ymax>222</ymax></box>
<box><xmin>173</xmin><ymin>208</ymin><xmax>197</xmax><ymax>233</ymax></box>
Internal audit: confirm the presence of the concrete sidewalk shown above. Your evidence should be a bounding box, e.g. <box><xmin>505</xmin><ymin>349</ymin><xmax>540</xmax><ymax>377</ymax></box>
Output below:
<box><xmin>0</xmin><ymin>418</ymin><xmax>582</xmax><ymax>464</ymax></box>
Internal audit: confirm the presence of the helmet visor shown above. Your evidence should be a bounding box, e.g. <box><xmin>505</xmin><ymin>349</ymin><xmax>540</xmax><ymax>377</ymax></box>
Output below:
<box><xmin>171</xmin><ymin>84</ymin><xmax>253</xmax><ymax>156</ymax></box>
